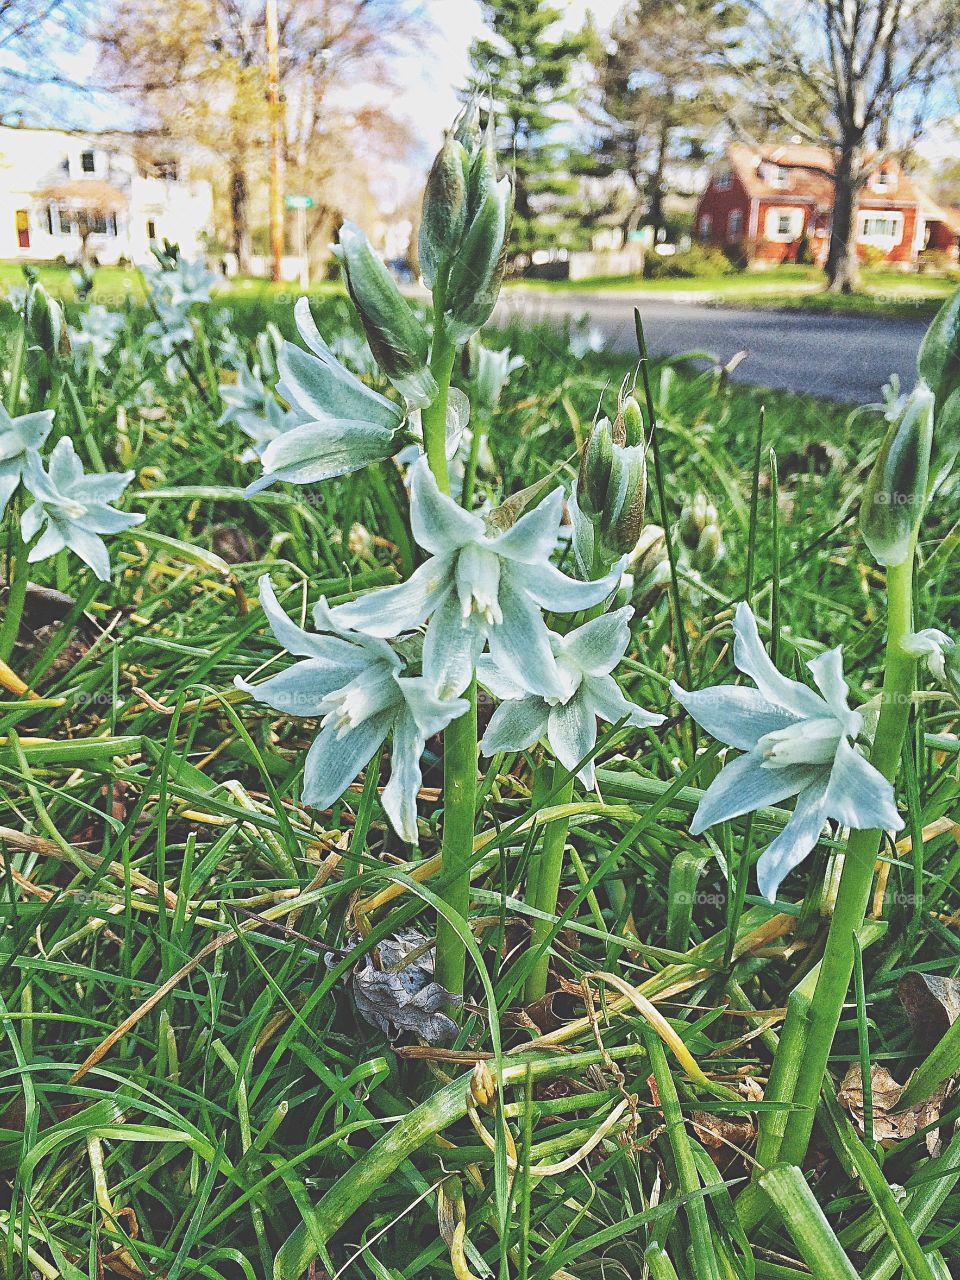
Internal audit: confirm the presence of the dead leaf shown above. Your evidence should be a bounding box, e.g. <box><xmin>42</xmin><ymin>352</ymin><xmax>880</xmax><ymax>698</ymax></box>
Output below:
<box><xmin>351</xmin><ymin>928</ymin><xmax>460</xmax><ymax>1045</ymax></box>
<box><xmin>838</xmin><ymin>1063</ymin><xmax>950</xmax><ymax>1154</ymax></box>
<box><xmin>898</xmin><ymin>971</ymin><xmax>960</xmax><ymax>1053</ymax></box>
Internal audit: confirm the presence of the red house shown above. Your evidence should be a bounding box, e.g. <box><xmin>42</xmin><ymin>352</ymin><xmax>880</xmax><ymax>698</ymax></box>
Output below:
<box><xmin>694</xmin><ymin>142</ymin><xmax>960</xmax><ymax>268</ymax></box>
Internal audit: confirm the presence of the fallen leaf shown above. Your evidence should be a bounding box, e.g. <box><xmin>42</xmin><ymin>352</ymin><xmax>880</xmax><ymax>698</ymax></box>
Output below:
<box><xmin>838</xmin><ymin>1063</ymin><xmax>950</xmax><ymax>1154</ymax></box>
<box><xmin>351</xmin><ymin>927</ymin><xmax>460</xmax><ymax>1046</ymax></box>
<box><xmin>898</xmin><ymin>971</ymin><xmax>960</xmax><ymax>1052</ymax></box>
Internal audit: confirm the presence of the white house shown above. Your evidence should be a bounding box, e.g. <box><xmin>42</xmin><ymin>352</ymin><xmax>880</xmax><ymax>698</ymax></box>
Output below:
<box><xmin>0</xmin><ymin>124</ymin><xmax>213</xmax><ymax>267</ymax></box>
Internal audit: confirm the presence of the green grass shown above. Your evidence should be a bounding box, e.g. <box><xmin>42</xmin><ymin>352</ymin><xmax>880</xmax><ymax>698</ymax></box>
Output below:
<box><xmin>2</xmin><ymin>286</ymin><xmax>960</xmax><ymax>1279</ymax></box>
<box><xmin>505</xmin><ymin>263</ymin><xmax>958</xmax><ymax>317</ymax></box>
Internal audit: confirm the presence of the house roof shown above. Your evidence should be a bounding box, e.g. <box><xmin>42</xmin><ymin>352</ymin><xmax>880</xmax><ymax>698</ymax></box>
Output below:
<box><xmin>722</xmin><ymin>142</ymin><xmax>939</xmax><ymax>215</ymax></box>
<box><xmin>37</xmin><ymin>180</ymin><xmax>129</xmax><ymax>209</ymax></box>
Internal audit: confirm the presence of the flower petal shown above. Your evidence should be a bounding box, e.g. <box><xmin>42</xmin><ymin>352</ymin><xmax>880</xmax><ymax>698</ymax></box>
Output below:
<box><xmin>732</xmin><ymin>602</ymin><xmax>826</xmax><ymax>719</ymax></box>
<box><xmin>422</xmin><ymin>590</ymin><xmax>486</xmax><ymax>698</ymax></box>
<box><xmin>25</xmin><ymin>520</ymin><xmax>66</xmax><ymax>564</ymax></box>
<box><xmin>486</xmin><ymin>487</ymin><xmax>564</xmax><ymax>564</ymax></box>
<box><xmin>258</xmin><ymin>575</ymin><xmax>354</xmax><ymax>660</ymax></box>
<box><xmin>755</xmin><ymin>781</ymin><xmax>830</xmax><ymax>902</ymax></box>
<box><xmin>823</xmin><ymin>735</ymin><xmax>903</xmax><ymax>832</ymax></box>
<box><xmin>690</xmin><ymin>748</ymin><xmax>815</xmax><ymax>835</ymax></box>
<box><xmin>559</xmin><ymin>607</ymin><xmax>633</xmax><ymax>676</ymax></box>
<box><xmin>235</xmin><ymin>656</ymin><xmax>365</xmax><ymax>716</ymax></box>
<box><xmin>509</xmin><ymin>557</ymin><xmax>623</xmax><ymax>615</ymax></box>
<box><xmin>548</xmin><ymin>687</ymin><xmax>598</xmax><ymax>787</ymax></box>
<box><xmin>477</xmin><ymin>653</ymin><xmax>529</xmax><ymax>701</ymax></box>
<box><xmin>0</xmin><ymin>470</ymin><xmax>20</xmax><ymax>519</ymax></box>
<box><xmin>302</xmin><ymin>713</ymin><xmax>392</xmax><ymax>810</ymax></box>
<box><xmin>60</xmin><ymin>525</ymin><xmax>112</xmax><ymax>581</ymax></box>
<box><xmin>257</xmin><ymin>418</ymin><xmax>398</xmax><ymax>486</ymax></box>
<box><xmin>669</xmin><ymin>679</ymin><xmax>799</xmax><ymax>750</ymax></box>
<box><xmin>409</xmin><ymin>459</ymin><xmax>484</xmax><ymax>556</ymax></box>
<box><xmin>395</xmin><ymin>674</ymin><xmax>470</xmax><ymax>738</ymax></box>
<box><xmin>487</xmin><ymin>573</ymin><xmax>566</xmax><ymax>700</ymax></box>
<box><xmin>381</xmin><ymin>705</ymin><xmax>425</xmax><ymax>844</ymax></box>
<box><xmin>586</xmin><ymin>673</ymin><xmax>665</xmax><ymax>730</ymax></box>
<box><xmin>480</xmin><ymin>697</ymin><xmax>550</xmax><ymax>756</ymax></box>
<box><xmin>328</xmin><ymin>557</ymin><xmax>453</xmax><ymax>637</ymax></box>
<box><xmin>806</xmin><ymin>647</ymin><xmax>858</xmax><ymax>729</ymax></box>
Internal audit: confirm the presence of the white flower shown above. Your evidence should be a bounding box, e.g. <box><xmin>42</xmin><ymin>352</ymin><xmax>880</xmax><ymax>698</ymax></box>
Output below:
<box><xmin>70</xmin><ymin>304</ymin><xmax>123</xmax><ymax>363</ymax></box>
<box><xmin>21</xmin><ymin>437</ymin><xmax>144</xmax><ymax>581</ymax></box>
<box><xmin>569</xmin><ymin>316</ymin><xmax>606</xmax><ymax>360</ymax></box>
<box><xmin>474</xmin><ymin>343</ymin><xmax>524</xmax><ymax>409</ymax></box>
<box><xmin>246</xmin><ymin>298</ymin><xmax>407</xmax><ymax>494</ymax></box>
<box><xmin>479</xmin><ymin>606</ymin><xmax>665</xmax><ymax>786</ymax></box>
<box><xmin>326</xmin><ymin>458</ymin><xmax>623</xmax><ymax>700</ymax></box>
<box><xmin>236</xmin><ymin>576</ymin><xmax>468</xmax><ymax>843</ymax></box>
<box><xmin>903</xmin><ymin>628</ymin><xmax>955</xmax><ymax>681</ymax></box>
<box><xmin>670</xmin><ymin>602</ymin><xmax>903</xmax><ymax>902</ymax></box>
<box><xmin>0</xmin><ymin>404</ymin><xmax>54</xmax><ymax>516</ymax></box>
<box><xmin>219</xmin><ymin>358</ymin><xmax>307</xmax><ymax>455</ymax></box>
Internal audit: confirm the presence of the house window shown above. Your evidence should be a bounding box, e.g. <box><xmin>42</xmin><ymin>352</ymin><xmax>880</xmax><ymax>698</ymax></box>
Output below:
<box><xmin>155</xmin><ymin>159</ymin><xmax>179</xmax><ymax>181</ymax></box>
<box><xmin>871</xmin><ymin>169</ymin><xmax>896</xmax><ymax>193</ymax></box>
<box><xmin>80</xmin><ymin>149</ymin><xmax>96</xmax><ymax>174</ymax></box>
<box><xmin>84</xmin><ymin>210</ymin><xmax>118</xmax><ymax>236</ymax></box>
<box><xmin>146</xmin><ymin>219</ymin><xmax>157</xmax><ymax>240</ymax></box>
<box><xmin>46</xmin><ymin>205</ymin><xmax>73</xmax><ymax>236</ymax></box>
<box><xmin>727</xmin><ymin>208</ymin><xmax>744</xmax><ymax>240</ymax></box>
<box><xmin>698</xmin><ymin>212</ymin><xmax>712</xmax><ymax>241</ymax></box>
<box><xmin>714</xmin><ymin>170</ymin><xmax>732</xmax><ymax>191</ymax></box>
<box><xmin>858</xmin><ymin>212</ymin><xmax>903</xmax><ymax>244</ymax></box>
<box><xmin>768</xmin><ymin>163</ymin><xmax>790</xmax><ymax>188</ymax></box>
<box><xmin>764</xmin><ymin>207</ymin><xmax>804</xmax><ymax>242</ymax></box>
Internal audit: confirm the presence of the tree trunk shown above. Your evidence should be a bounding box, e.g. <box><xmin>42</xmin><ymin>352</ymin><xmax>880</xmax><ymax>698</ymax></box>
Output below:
<box><xmin>230</xmin><ymin>164</ymin><xmax>252</xmax><ymax>275</ymax></box>
<box><xmin>826</xmin><ymin>141</ymin><xmax>862</xmax><ymax>294</ymax></box>
<box><xmin>647</xmin><ymin>120</ymin><xmax>671</xmax><ymax>234</ymax></box>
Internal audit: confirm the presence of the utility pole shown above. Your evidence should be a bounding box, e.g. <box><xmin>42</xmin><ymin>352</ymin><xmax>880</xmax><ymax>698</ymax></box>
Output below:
<box><xmin>265</xmin><ymin>0</ymin><xmax>283</xmax><ymax>284</ymax></box>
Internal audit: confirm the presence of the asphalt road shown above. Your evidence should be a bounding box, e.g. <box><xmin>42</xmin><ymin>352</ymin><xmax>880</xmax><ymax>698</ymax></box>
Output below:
<box><xmin>493</xmin><ymin>290</ymin><xmax>930</xmax><ymax>403</ymax></box>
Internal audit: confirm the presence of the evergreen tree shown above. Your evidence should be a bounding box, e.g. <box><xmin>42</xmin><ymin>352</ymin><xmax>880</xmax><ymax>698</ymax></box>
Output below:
<box><xmin>467</xmin><ymin>0</ymin><xmax>589</xmax><ymax>258</ymax></box>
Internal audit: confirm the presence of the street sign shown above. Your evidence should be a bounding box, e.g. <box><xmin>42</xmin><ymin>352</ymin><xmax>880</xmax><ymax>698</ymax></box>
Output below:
<box><xmin>285</xmin><ymin>194</ymin><xmax>314</xmax><ymax>210</ymax></box>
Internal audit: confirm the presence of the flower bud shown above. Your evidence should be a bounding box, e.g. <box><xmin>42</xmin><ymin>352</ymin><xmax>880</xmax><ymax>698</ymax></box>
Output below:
<box><xmin>576</xmin><ymin>416</ymin><xmax>647</xmax><ymax>564</ymax></box>
<box><xmin>24</xmin><ymin>280</ymin><xmax>70</xmax><ymax>362</ymax></box>
<box><xmin>444</xmin><ymin>175</ymin><xmax>513</xmax><ymax>343</ymax></box>
<box><xmin>333</xmin><ymin>221</ymin><xmax>436</xmax><ymax>406</ymax></box>
<box><xmin>861</xmin><ymin>382</ymin><xmax>934</xmax><ymax>567</ymax></box>
<box><xmin>918</xmin><ymin>289</ymin><xmax>960</xmax><ymax>408</ymax></box>
<box><xmin>917</xmin><ymin>291</ymin><xmax>960</xmax><ymax>491</ymax></box>
<box><xmin>419</xmin><ymin>134</ymin><xmax>470</xmax><ymax>289</ymax></box>
<box><xmin>619</xmin><ymin>395</ymin><xmax>645</xmax><ymax>448</ymax></box>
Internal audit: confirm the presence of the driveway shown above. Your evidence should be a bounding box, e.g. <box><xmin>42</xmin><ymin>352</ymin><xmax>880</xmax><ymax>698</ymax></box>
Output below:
<box><xmin>493</xmin><ymin>290</ymin><xmax>930</xmax><ymax>403</ymax></box>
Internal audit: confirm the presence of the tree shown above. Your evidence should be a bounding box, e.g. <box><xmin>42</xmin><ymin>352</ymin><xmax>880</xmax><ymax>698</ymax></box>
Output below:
<box><xmin>467</xmin><ymin>0</ymin><xmax>589</xmax><ymax>256</ymax></box>
<box><xmin>97</xmin><ymin>0</ymin><xmax>425</xmax><ymax>274</ymax></box>
<box><xmin>0</xmin><ymin>0</ymin><xmax>94</xmax><ymax>117</ymax></box>
<box><xmin>591</xmin><ymin>0</ymin><xmax>740</xmax><ymax>239</ymax></box>
<box><xmin>735</xmin><ymin>0</ymin><xmax>960</xmax><ymax>292</ymax></box>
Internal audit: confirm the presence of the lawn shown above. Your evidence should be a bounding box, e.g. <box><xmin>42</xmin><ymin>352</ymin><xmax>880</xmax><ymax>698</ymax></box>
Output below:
<box><xmin>3</xmin><ymin>257</ymin><xmax>957</xmax><ymax>320</ymax></box>
<box><xmin>505</xmin><ymin>263</ymin><xmax>958</xmax><ymax>317</ymax></box>
<box><xmin>2</xmin><ymin>257</ymin><xmax>960</xmax><ymax>1280</ymax></box>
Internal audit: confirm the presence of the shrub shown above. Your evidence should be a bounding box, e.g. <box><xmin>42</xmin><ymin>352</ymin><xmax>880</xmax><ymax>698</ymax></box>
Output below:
<box><xmin>644</xmin><ymin>242</ymin><xmax>738</xmax><ymax>279</ymax></box>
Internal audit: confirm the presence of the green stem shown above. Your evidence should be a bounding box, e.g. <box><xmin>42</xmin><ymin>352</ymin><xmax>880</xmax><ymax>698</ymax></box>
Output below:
<box><xmin>0</xmin><ymin>519</ymin><xmax>29</xmax><ymax>665</ymax></box>
<box><xmin>420</xmin><ymin>292</ymin><xmax>477</xmax><ymax>999</ymax></box>
<box><xmin>421</xmin><ymin>284</ymin><xmax>457</xmax><ymax>493</ymax></box>
<box><xmin>524</xmin><ymin>771</ymin><xmax>575</xmax><ymax>1005</ymax></box>
<box><xmin>5</xmin><ymin>325</ymin><xmax>26</xmax><ymax>415</ymax></box>
<box><xmin>776</xmin><ymin>549</ymin><xmax>917</xmax><ymax>1168</ymax></box>
<box><xmin>461</xmin><ymin>406</ymin><xmax>487</xmax><ymax>509</ymax></box>
<box><xmin>435</xmin><ymin>677</ymin><xmax>478</xmax><ymax>997</ymax></box>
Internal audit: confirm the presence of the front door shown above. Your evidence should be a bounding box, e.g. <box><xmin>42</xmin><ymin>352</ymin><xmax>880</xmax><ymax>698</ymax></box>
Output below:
<box><xmin>15</xmin><ymin>209</ymin><xmax>29</xmax><ymax>249</ymax></box>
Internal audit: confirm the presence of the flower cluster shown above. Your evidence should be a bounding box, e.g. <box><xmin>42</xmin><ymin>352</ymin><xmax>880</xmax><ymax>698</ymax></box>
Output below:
<box><xmin>237</xmin><ymin>457</ymin><xmax>660</xmax><ymax>840</ymax></box>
